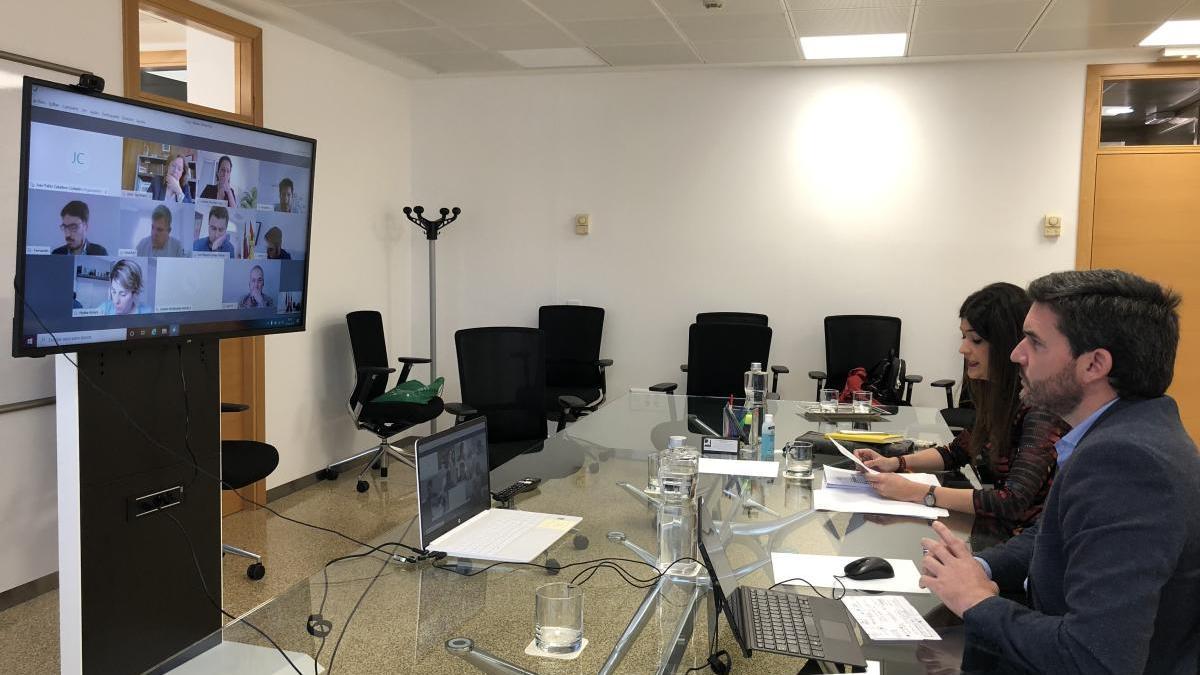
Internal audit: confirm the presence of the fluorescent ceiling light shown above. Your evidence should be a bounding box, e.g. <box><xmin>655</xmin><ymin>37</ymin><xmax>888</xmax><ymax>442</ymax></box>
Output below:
<box><xmin>800</xmin><ymin>33</ymin><xmax>907</xmax><ymax>60</ymax></box>
<box><xmin>1140</xmin><ymin>20</ymin><xmax>1200</xmax><ymax>46</ymax></box>
<box><xmin>1101</xmin><ymin>106</ymin><xmax>1134</xmax><ymax>116</ymax></box>
<box><xmin>498</xmin><ymin>48</ymin><xmax>605</xmax><ymax>69</ymax></box>
<box><xmin>1162</xmin><ymin>46</ymin><xmax>1200</xmax><ymax>58</ymax></box>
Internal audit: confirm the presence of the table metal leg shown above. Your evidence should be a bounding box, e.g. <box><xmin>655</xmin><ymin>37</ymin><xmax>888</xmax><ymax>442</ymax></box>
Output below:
<box><xmin>598</xmin><ymin>576</ymin><xmax>670</xmax><ymax>675</ymax></box>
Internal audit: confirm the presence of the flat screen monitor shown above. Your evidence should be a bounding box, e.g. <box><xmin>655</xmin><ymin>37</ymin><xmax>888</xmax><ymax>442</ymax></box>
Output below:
<box><xmin>12</xmin><ymin>77</ymin><xmax>316</xmax><ymax>357</ymax></box>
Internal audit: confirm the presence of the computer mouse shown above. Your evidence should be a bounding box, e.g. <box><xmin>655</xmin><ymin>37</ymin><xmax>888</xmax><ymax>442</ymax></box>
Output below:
<box><xmin>843</xmin><ymin>556</ymin><xmax>894</xmax><ymax>581</ymax></box>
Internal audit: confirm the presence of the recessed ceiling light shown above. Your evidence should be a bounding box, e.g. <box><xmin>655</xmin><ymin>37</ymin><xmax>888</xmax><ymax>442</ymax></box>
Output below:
<box><xmin>498</xmin><ymin>48</ymin><xmax>605</xmax><ymax>69</ymax></box>
<box><xmin>1162</xmin><ymin>46</ymin><xmax>1200</xmax><ymax>59</ymax></box>
<box><xmin>799</xmin><ymin>33</ymin><xmax>907</xmax><ymax>60</ymax></box>
<box><xmin>1101</xmin><ymin>106</ymin><xmax>1134</xmax><ymax>116</ymax></box>
<box><xmin>1140</xmin><ymin>20</ymin><xmax>1200</xmax><ymax>46</ymax></box>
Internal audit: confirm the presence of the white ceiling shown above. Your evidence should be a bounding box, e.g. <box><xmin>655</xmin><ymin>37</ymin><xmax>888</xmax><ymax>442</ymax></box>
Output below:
<box><xmin>241</xmin><ymin>0</ymin><xmax>1200</xmax><ymax>75</ymax></box>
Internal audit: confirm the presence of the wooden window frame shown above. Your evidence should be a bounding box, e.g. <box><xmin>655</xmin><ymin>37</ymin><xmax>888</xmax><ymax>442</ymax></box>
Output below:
<box><xmin>1077</xmin><ymin>62</ymin><xmax>1200</xmax><ymax>269</ymax></box>
<box><xmin>122</xmin><ymin>0</ymin><xmax>263</xmax><ymax>127</ymax></box>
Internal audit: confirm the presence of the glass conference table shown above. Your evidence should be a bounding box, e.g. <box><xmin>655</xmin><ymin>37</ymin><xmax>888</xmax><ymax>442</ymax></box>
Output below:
<box><xmin>163</xmin><ymin>394</ymin><xmax>974</xmax><ymax>675</ymax></box>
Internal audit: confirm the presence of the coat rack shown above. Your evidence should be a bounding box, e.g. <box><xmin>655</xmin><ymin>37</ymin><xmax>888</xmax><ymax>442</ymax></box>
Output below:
<box><xmin>404</xmin><ymin>205</ymin><xmax>461</xmax><ymax>430</ymax></box>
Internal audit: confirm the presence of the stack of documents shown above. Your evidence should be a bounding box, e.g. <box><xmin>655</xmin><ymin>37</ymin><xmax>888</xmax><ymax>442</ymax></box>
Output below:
<box><xmin>825</xmin><ymin>430</ymin><xmax>905</xmax><ymax>444</ymax></box>
<box><xmin>815</xmin><ymin>464</ymin><xmax>949</xmax><ymax>519</ymax></box>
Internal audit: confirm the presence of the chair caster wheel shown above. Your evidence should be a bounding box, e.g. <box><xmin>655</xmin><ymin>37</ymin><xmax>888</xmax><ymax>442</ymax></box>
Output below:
<box><xmin>319</xmin><ymin>469</ymin><xmax>337</xmax><ymax>481</ymax></box>
<box><xmin>247</xmin><ymin>562</ymin><xmax>266</xmax><ymax>580</ymax></box>
<box><xmin>356</xmin><ymin>480</ymin><xmax>370</xmax><ymax>493</ymax></box>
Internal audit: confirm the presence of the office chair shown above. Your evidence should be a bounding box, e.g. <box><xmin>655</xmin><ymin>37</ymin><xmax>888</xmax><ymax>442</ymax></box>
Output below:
<box><xmin>219</xmin><ymin>402</ymin><xmax>278</xmax><ymax>581</ymax></box>
<box><xmin>931</xmin><ymin>365</ymin><xmax>976</xmax><ymax>431</ymax></box>
<box><xmin>321</xmin><ymin>311</ymin><xmax>444</xmax><ymax>493</ymax></box>
<box><xmin>539</xmin><ymin>305</ymin><xmax>613</xmax><ymax>421</ymax></box>
<box><xmin>695</xmin><ymin>311</ymin><xmax>768</xmax><ymax>326</ymax></box>
<box><xmin>650</xmin><ymin>322</ymin><xmax>788</xmax><ymax>397</ymax></box>
<box><xmin>808</xmin><ymin>315</ymin><xmax>922</xmax><ymax>404</ymax></box>
<box><xmin>447</xmin><ymin>327</ymin><xmax>587</xmax><ymax>471</ymax></box>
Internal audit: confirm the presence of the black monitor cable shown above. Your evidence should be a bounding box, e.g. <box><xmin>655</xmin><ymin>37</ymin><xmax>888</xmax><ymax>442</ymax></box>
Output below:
<box><xmin>163</xmin><ymin>510</ymin><xmax>302</xmax><ymax>675</ymax></box>
<box><xmin>767</xmin><ymin>575</ymin><xmax>848</xmax><ymax>601</ymax></box>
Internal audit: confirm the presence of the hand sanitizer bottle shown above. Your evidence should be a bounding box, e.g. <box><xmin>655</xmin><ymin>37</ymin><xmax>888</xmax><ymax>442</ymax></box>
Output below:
<box><xmin>760</xmin><ymin>413</ymin><xmax>775</xmax><ymax>460</ymax></box>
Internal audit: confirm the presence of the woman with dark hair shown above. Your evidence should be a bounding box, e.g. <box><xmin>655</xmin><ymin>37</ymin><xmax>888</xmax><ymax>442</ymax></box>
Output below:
<box><xmin>199</xmin><ymin>155</ymin><xmax>237</xmax><ymax>208</ymax></box>
<box><xmin>856</xmin><ymin>282</ymin><xmax>1070</xmax><ymax>537</ymax></box>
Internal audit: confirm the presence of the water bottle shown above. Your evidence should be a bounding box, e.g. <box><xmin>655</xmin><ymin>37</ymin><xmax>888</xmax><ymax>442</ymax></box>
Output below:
<box><xmin>744</xmin><ymin>362</ymin><xmax>768</xmax><ymax>450</ymax></box>
<box><xmin>657</xmin><ymin>501</ymin><xmax>699</xmax><ymax>576</ymax></box>
<box><xmin>760</xmin><ymin>413</ymin><xmax>775</xmax><ymax>460</ymax></box>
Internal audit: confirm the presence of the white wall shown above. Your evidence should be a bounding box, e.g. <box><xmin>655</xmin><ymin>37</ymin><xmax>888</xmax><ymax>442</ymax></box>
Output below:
<box><xmin>0</xmin><ymin>0</ymin><xmax>124</xmax><ymax>595</ymax></box>
<box><xmin>410</xmin><ymin>60</ymin><xmax>1086</xmax><ymax>410</ymax></box>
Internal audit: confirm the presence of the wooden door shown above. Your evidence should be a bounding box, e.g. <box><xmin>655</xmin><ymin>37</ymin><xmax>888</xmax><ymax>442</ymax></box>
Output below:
<box><xmin>1079</xmin><ymin>64</ymin><xmax>1200</xmax><ymax>440</ymax></box>
<box><xmin>1090</xmin><ymin>154</ymin><xmax>1200</xmax><ymax>438</ymax></box>
<box><xmin>221</xmin><ymin>337</ymin><xmax>266</xmax><ymax>515</ymax></box>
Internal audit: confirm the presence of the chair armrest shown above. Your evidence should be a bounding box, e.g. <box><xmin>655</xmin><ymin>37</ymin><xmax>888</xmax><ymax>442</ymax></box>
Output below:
<box><xmin>445</xmin><ymin>402</ymin><xmax>478</xmax><ymax>421</ymax></box>
<box><xmin>395</xmin><ymin>356</ymin><xmax>429</xmax><ymax>383</ymax></box>
<box><xmin>930</xmin><ymin>379</ymin><xmax>955</xmax><ymax>388</ymax></box>
<box><xmin>357</xmin><ymin>366</ymin><xmax>396</xmax><ymax>375</ymax></box>
<box><xmin>771</xmin><ymin>365</ymin><xmax>790</xmax><ymax>375</ymax></box>
<box><xmin>558</xmin><ymin>395</ymin><xmax>588</xmax><ymax>410</ymax></box>
<box><xmin>770</xmin><ymin>364</ymin><xmax>789</xmax><ymax>394</ymax></box>
<box><xmin>904</xmin><ymin>374</ymin><xmax>923</xmax><ymax>384</ymax></box>
<box><xmin>396</xmin><ymin>357</ymin><xmax>431</xmax><ymax>364</ymax></box>
<box><xmin>221</xmin><ymin>402</ymin><xmax>249</xmax><ymax>413</ymax></box>
<box><xmin>807</xmin><ymin>370</ymin><xmax>826</xmax><ymax>380</ymax></box>
<box><xmin>596</xmin><ymin>359</ymin><xmax>613</xmax><ymax>368</ymax></box>
<box><xmin>649</xmin><ymin>383</ymin><xmax>678</xmax><ymax>394</ymax></box>
<box><xmin>680</xmin><ymin>364</ymin><xmax>688</xmax><ymax>373</ymax></box>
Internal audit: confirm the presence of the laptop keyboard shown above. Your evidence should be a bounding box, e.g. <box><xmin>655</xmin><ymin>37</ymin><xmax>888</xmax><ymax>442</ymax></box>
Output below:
<box><xmin>450</xmin><ymin>511</ymin><xmax>543</xmax><ymax>556</ymax></box>
<box><xmin>747</xmin><ymin>588</ymin><xmax>825</xmax><ymax>659</ymax></box>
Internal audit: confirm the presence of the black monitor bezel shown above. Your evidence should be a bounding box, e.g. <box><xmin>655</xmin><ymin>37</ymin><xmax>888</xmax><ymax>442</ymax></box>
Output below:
<box><xmin>12</xmin><ymin>76</ymin><xmax>318</xmax><ymax>358</ymax></box>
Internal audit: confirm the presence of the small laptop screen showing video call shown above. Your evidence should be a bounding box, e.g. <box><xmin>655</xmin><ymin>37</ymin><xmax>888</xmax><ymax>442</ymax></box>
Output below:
<box><xmin>13</xmin><ymin>78</ymin><xmax>316</xmax><ymax>356</ymax></box>
<box><xmin>417</xmin><ymin>418</ymin><xmax>491</xmax><ymax>546</ymax></box>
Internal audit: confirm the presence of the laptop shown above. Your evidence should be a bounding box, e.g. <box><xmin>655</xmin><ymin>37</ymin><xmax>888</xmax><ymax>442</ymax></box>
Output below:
<box><xmin>415</xmin><ymin>417</ymin><xmax>581</xmax><ymax>563</ymax></box>
<box><xmin>697</xmin><ymin>498</ymin><xmax>867</xmax><ymax>668</ymax></box>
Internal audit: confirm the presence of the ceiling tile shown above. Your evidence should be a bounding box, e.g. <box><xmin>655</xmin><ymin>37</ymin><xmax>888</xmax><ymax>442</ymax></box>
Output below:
<box><xmin>1174</xmin><ymin>0</ymin><xmax>1200</xmax><ymax>20</ymax></box>
<box><xmin>357</xmin><ymin>27</ymin><xmax>479</xmax><ymax>53</ymax></box>
<box><xmin>1036</xmin><ymin>0</ymin><xmax>1182</xmax><ymax>28</ymax></box>
<box><xmin>789</xmin><ymin>7</ymin><xmax>911</xmax><ymax>35</ymax></box>
<box><xmin>909</xmin><ymin>27</ymin><xmax>1026</xmax><ymax>55</ymax></box>
<box><xmin>675</xmin><ymin>12</ymin><xmax>794</xmax><ymax>41</ymax></box>
<box><xmin>565</xmin><ymin>17</ymin><xmax>682</xmax><ymax>45</ymax></box>
<box><xmin>914</xmin><ymin>0</ymin><xmax>1044</xmax><ymax>32</ymax></box>
<box><xmin>527</xmin><ymin>0</ymin><xmax>661</xmax><ymax>22</ymax></box>
<box><xmin>1021</xmin><ymin>22</ymin><xmax>1163</xmax><ymax>51</ymax></box>
<box><xmin>399</xmin><ymin>0</ymin><xmax>545</xmax><ymax>27</ymax></box>
<box><xmin>693</xmin><ymin>37</ymin><xmax>803</xmax><ymax>62</ymax></box>
<box><xmin>661</xmin><ymin>0</ymin><xmax>789</xmax><ymax>15</ymax></box>
<box><xmin>455</xmin><ymin>22</ymin><xmax>578</xmax><ymax>50</ymax></box>
<box><xmin>589</xmin><ymin>43</ymin><xmax>701</xmax><ymax>65</ymax></box>
<box><xmin>292</xmin><ymin>1</ymin><xmax>434</xmax><ymax>33</ymax></box>
<box><xmin>405</xmin><ymin>51</ymin><xmax>524</xmax><ymax>73</ymax></box>
<box><xmin>788</xmin><ymin>0</ymin><xmax>912</xmax><ymax>9</ymax></box>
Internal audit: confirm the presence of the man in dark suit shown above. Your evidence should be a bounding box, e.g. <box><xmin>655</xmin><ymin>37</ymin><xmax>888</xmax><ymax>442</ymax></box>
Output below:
<box><xmin>918</xmin><ymin>269</ymin><xmax>1199</xmax><ymax>675</ymax></box>
<box><xmin>51</xmin><ymin>200</ymin><xmax>107</xmax><ymax>255</ymax></box>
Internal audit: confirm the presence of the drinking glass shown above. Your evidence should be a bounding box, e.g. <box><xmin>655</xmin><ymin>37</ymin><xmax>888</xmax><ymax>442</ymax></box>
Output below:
<box><xmin>534</xmin><ymin>582</ymin><xmax>583</xmax><ymax>654</ymax></box>
<box><xmin>784</xmin><ymin>441</ymin><xmax>813</xmax><ymax>479</ymax></box>
<box><xmin>819</xmin><ymin>388</ymin><xmax>839</xmax><ymax>413</ymax></box>
<box><xmin>852</xmin><ymin>390</ymin><xmax>872</xmax><ymax>414</ymax></box>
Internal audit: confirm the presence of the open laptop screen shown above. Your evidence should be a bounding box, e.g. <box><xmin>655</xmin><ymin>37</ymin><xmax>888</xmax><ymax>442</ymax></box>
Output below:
<box><xmin>416</xmin><ymin>417</ymin><xmax>491</xmax><ymax>549</ymax></box>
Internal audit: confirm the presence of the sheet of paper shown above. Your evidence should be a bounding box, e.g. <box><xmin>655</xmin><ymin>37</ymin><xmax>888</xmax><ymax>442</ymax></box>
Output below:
<box><xmin>830</xmin><ymin>438</ymin><xmax>877</xmax><ymax>473</ymax></box>
<box><xmin>770</xmin><ymin>552</ymin><xmax>929</xmax><ymax>594</ymax></box>
<box><xmin>813</xmin><ymin>482</ymin><xmax>949</xmax><ymax>519</ymax></box>
<box><xmin>841</xmin><ymin>596</ymin><xmax>941</xmax><ymax>641</ymax></box>
<box><xmin>698</xmin><ymin>457</ymin><xmax>779</xmax><ymax>478</ymax></box>
<box><xmin>823</xmin><ymin>465</ymin><xmax>940</xmax><ymax>489</ymax></box>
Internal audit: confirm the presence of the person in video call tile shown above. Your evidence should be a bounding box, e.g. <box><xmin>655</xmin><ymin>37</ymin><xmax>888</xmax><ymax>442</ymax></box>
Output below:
<box><xmin>135</xmin><ymin>205</ymin><xmax>185</xmax><ymax>258</ymax></box>
<box><xmin>96</xmin><ymin>259</ymin><xmax>149</xmax><ymax>315</ymax></box>
<box><xmin>193</xmin><ymin>206</ymin><xmax>235</xmax><ymax>255</ymax></box>
<box><xmin>164</xmin><ymin>154</ymin><xmax>193</xmax><ymax>203</ymax></box>
<box><xmin>275</xmin><ymin>177</ymin><xmax>294</xmax><ymax>213</ymax></box>
<box><xmin>199</xmin><ymin>155</ymin><xmax>237</xmax><ymax>208</ymax></box>
<box><xmin>263</xmin><ymin>226</ymin><xmax>291</xmax><ymax>260</ymax></box>
<box><xmin>52</xmin><ymin>200</ymin><xmax>108</xmax><ymax>255</ymax></box>
<box><xmin>239</xmin><ymin>265</ymin><xmax>274</xmax><ymax>309</ymax></box>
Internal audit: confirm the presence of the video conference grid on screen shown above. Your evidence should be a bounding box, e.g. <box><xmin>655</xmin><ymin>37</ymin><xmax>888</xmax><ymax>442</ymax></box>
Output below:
<box><xmin>16</xmin><ymin>82</ymin><xmax>315</xmax><ymax>352</ymax></box>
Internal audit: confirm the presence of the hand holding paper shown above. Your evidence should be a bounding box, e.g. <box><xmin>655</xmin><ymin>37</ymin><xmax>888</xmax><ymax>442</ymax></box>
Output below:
<box><xmin>830</xmin><ymin>438</ymin><xmax>877</xmax><ymax>473</ymax></box>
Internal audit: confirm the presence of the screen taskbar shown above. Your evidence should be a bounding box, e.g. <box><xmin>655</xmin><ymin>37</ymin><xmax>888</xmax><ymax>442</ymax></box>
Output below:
<box><xmin>28</xmin><ymin>316</ymin><xmax>302</xmax><ymax>349</ymax></box>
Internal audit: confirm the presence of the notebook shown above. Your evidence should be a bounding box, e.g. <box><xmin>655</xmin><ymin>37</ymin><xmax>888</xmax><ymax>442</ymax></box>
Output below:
<box><xmin>415</xmin><ymin>417</ymin><xmax>581</xmax><ymax>563</ymax></box>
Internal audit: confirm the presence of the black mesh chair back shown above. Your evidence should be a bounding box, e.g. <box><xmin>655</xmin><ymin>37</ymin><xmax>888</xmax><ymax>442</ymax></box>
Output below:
<box><xmin>539</xmin><ymin>305</ymin><xmax>605</xmax><ymax>390</ymax></box>
<box><xmin>686</xmin><ymin>323</ymin><xmax>773</xmax><ymax>398</ymax></box>
<box><xmin>823</xmin><ymin>315</ymin><xmax>902</xmax><ymax>393</ymax></box>
<box><xmin>456</xmin><ymin>327</ymin><xmax>548</xmax><ymax>444</ymax></box>
<box><xmin>347</xmin><ymin>310</ymin><xmax>390</xmax><ymax>408</ymax></box>
<box><xmin>696</xmin><ymin>312</ymin><xmax>768</xmax><ymax>326</ymax></box>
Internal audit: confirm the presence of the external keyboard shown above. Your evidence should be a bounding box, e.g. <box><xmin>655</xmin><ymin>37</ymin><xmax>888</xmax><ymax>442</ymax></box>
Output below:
<box><xmin>747</xmin><ymin>588</ymin><xmax>825</xmax><ymax>659</ymax></box>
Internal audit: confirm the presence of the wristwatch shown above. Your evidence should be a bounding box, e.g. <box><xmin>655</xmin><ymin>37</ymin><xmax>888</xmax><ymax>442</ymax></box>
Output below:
<box><xmin>923</xmin><ymin>485</ymin><xmax>937</xmax><ymax>507</ymax></box>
